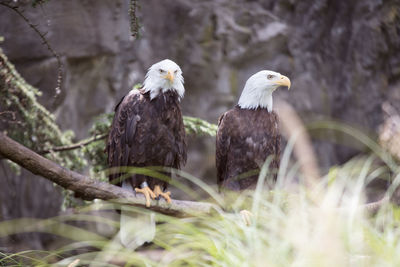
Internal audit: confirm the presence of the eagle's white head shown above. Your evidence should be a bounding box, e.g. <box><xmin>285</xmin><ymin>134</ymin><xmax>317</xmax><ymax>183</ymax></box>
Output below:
<box><xmin>142</xmin><ymin>59</ymin><xmax>185</xmax><ymax>100</ymax></box>
<box><xmin>238</xmin><ymin>70</ymin><xmax>291</xmax><ymax>112</ymax></box>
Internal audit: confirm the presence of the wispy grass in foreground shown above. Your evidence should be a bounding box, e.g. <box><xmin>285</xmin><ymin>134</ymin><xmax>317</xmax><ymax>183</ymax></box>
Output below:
<box><xmin>2</xmin><ymin>117</ymin><xmax>400</xmax><ymax>267</ymax></box>
<box><xmin>1</xmin><ymin>152</ymin><xmax>400</xmax><ymax>267</ymax></box>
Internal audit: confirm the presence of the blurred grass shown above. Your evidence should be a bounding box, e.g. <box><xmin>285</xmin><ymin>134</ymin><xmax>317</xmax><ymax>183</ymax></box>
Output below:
<box><xmin>1</xmin><ymin>147</ymin><xmax>400</xmax><ymax>266</ymax></box>
<box><xmin>1</xmin><ymin>94</ymin><xmax>400</xmax><ymax>266</ymax></box>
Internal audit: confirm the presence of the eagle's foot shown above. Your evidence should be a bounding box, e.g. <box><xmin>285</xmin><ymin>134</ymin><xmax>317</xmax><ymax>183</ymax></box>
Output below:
<box><xmin>135</xmin><ymin>186</ymin><xmax>156</xmax><ymax>208</ymax></box>
<box><xmin>240</xmin><ymin>210</ymin><xmax>253</xmax><ymax>226</ymax></box>
<box><xmin>154</xmin><ymin>185</ymin><xmax>172</xmax><ymax>204</ymax></box>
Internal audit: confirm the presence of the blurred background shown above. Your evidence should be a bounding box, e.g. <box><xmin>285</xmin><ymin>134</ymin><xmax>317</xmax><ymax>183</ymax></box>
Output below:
<box><xmin>0</xmin><ymin>0</ymin><xmax>399</xmax><ymax>250</ymax></box>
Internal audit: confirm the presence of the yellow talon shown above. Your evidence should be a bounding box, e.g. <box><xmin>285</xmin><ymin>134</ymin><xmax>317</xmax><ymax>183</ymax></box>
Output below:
<box><xmin>135</xmin><ymin>186</ymin><xmax>156</xmax><ymax>207</ymax></box>
<box><xmin>154</xmin><ymin>185</ymin><xmax>172</xmax><ymax>204</ymax></box>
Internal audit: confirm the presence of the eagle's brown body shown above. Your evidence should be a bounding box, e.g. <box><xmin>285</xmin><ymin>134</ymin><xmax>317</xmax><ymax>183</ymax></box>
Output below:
<box><xmin>106</xmin><ymin>88</ymin><xmax>187</xmax><ymax>191</ymax></box>
<box><xmin>216</xmin><ymin>106</ymin><xmax>281</xmax><ymax>191</ymax></box>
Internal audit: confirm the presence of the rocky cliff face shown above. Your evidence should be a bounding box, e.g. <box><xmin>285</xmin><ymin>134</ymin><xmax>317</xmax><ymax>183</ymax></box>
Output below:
<box><xmin>0</xmin><ymin>0</ymin><xmax>399</xmax><ymax>248</ymax></box>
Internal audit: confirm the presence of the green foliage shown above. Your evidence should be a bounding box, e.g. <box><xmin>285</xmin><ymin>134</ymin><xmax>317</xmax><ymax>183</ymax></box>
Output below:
<box><xmin>0</xmin><ymin>46</ymin><xmax>87</xmax><ymax>210</ymax></box>
<box><xmin>31</xmin><ymin>0</ymin><xmax>50</xmax><ymax>8</ymax></box>
<box><xmin>82</xmin><ymin>113</ymin><xmax>114</xmax><ymax>181</ymax></box>
<box><xmin>0</xmin><ymin>47</ymin><xmax>85</xmax><ymax>171</ymax></box>
<box><xmin>184</xmin><ymin>116</ymin><xmax>218</xmax><ymax>136</ymax></box>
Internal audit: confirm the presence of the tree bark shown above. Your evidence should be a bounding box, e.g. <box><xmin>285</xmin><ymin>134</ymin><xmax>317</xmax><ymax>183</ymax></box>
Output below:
<box><xmin>0</xmin><ymin>133</ymin><xmax>214</xmax><ymax>217</ymax></box>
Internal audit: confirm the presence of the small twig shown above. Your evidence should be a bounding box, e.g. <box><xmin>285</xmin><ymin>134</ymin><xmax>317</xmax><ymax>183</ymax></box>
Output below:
<box><xmin>0</xmin><ymin>110</ymin><xmax>23</xmax><ymax>125</ymax></box>
<box><xmin>0</xmin><ymin>1</ymin><xmax>63</xmax><ymax>98</ymax></box>
<box><xmin>0</xmin><ymin>111</ymin><xmax>16</xmax><ymax>121</ymax></box>
<box><xmin>0</xmin><ymin>111</ymin><xmax>16</xmax><ymax>118</ymax></box>
<box><xmin>382</xmin><ymin>102</ymin><xmax>400</xmax><ymax>118</ymax></box>
<box><xmin>362</xmin><ymin>196</ymin><xmax>390</xmax><ymax>214</ymax></box>
<box><xmin>38</xmin><ymin>133</ymin><xmax>108</xmax><ymax>154</ymax></box>
<box><xmin>250</xmin><ymin>8</ymin><xmax>280</xmax><ymax>21</ymax></box>
<box><xmin>0</xmin><ymin>118</ymin><xmax>23</xmax><ymax>125</ymax></box>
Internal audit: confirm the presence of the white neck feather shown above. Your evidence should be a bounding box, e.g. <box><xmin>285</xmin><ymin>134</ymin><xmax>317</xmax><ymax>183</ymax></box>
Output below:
<box><xmin>238</xmin><ymin>80</ymin><xmax>275</xmax><ymax>112</ymax></box>
<box><xmin>142</xmin><ymin>76</ymin><xmax>185</xmax><ymax>100</ymax></box>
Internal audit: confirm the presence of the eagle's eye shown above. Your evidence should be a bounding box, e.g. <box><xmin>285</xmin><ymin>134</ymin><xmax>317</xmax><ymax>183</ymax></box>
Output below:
<box><xmin>267</xmin><ymin>74</ymin><xmax>274</xmax><ymax>80</ymax></box>
<box><xmin>159</xmin><ymin>69</ymin><xmax>166</xmax><ymax>74</ymax></box>
<box><xmin>174</xmin><ymin>70</ymin><xmax>178</xmax><ymax>74</ymax></box>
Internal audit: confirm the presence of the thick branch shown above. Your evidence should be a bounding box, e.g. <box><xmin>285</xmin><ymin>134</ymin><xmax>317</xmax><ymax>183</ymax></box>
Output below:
<box><xmin>0</xmin><ymin>133</ymin><xmax>214</xmax><ymax>217</ymax></box>
<box><xmin>0</xmin><ymin>132</ymin><xmax>392</xmax><ymax>217</ymax></box>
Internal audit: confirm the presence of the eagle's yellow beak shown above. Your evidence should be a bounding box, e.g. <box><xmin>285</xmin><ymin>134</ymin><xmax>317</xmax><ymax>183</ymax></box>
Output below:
<box><xmin>274</xmin><ymin>75</ymin><xmax>291</xmax><ymax>89</ymax></box>
<box><xmin>165</xmin><ymin>70</ymin><xmax>174</xmax><ymax>83</ymax></box>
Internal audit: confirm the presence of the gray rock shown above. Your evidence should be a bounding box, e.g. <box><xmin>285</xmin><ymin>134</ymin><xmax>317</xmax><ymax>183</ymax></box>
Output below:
<box><xmin>0</xmin><ymin>0</ymin><xmax>399</xmax><ymax>249</ymax></box>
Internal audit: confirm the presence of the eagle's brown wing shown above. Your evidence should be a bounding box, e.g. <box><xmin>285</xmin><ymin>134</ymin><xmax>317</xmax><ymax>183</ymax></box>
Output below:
<box><xmin>216</xmin><ymin>111</ymin><xmax>231</xmax><ymax>190</ymax></box>
<box><xmin>272</xmin><ymin>114</ymin><xmax>281</xmax><ymax>179</ymax></box>
<box><xmin>106</xmin><ymin>91</ymin><xmax>142</xmax><ymax>187</ymax></box>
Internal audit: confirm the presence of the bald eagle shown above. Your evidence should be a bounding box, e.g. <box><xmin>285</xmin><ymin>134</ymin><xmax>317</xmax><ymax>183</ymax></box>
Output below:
<box><xmin>106</xmin><ymin>59</ymin><xmax>187</xmax><ymax>248</ymax></box>
<box><xmin>216</xmin><ymin>70</ymin><xmax>290</xmax><ymax>191</ymax></box>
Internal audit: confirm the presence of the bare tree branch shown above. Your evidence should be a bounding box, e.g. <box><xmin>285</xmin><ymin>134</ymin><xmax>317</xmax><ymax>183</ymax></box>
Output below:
<box><xmin>0</xmin><ymin>132</ymin><xmax>215</xmax><ymax>217</ymax></box>
<box><xmin>38</xmin><ymin>133</ymin><xmax>108</xmax><ymax>155</ymax></box>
